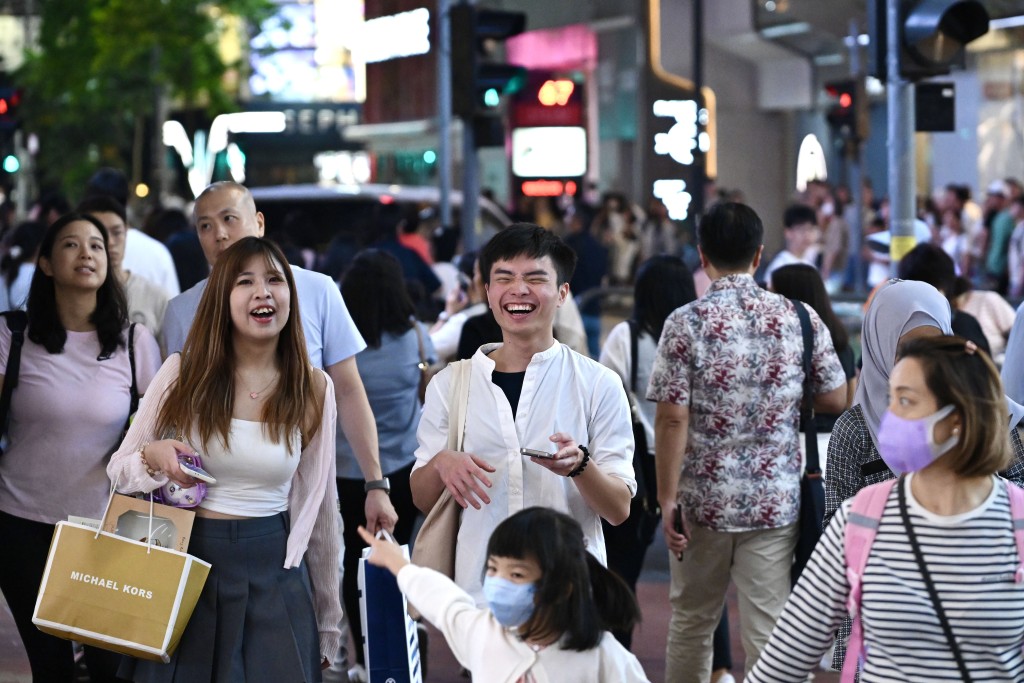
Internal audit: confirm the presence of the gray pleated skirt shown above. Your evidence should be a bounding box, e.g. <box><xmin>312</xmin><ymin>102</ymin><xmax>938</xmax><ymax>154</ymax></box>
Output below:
<box><xmin>120</xmin><ymin>512</ymin><xmax>321</xmax><ymax>683</ymax></box>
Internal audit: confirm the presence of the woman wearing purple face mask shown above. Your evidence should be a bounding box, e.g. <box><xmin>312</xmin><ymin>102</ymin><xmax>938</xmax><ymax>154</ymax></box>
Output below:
<box><xmin>747</xmin><ymin>336</ymin><xmax>1024</xmax><ymax>683</ymax></box>
<box><xmin>822</xmin><ymin>279</ymin><xmax>1024</xmax><ymax>672</ymax></box>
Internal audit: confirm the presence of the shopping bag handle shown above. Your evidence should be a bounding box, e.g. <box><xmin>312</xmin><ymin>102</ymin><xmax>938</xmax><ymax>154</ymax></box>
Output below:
<box><xmin>96</xmin><ymin>471</ymin><xmax>159</xmax><ymax>554</ymax></box>
<box><xmin>363</xmin><ymin>529</ymin><xmax>399</xmax><ymax>560</ymax></box>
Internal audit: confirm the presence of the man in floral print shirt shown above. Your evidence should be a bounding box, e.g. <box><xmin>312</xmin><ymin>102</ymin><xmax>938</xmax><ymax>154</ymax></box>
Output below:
<box><xmin>647</xmin><ymin>202</ymin><xmax>847</xmax><ymax>683</ymax></box>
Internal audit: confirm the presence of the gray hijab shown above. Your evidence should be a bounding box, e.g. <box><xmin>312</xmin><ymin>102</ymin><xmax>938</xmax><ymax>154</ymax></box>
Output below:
<box><xmin>855</xmin><ymin>279</ymin><xmax>952</xmax><ymax>447</ymax></box>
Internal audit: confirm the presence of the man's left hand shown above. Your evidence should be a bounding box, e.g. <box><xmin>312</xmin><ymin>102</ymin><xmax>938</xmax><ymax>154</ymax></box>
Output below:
<box><xmin>365</xmin><ymin>489</ymin><xmax>398</xmax><ymax>533</ymax></box>
<box><xmin>526</xmin><ymin>432</ymin><xmax>586</xmax><ymax>477</ymax></box>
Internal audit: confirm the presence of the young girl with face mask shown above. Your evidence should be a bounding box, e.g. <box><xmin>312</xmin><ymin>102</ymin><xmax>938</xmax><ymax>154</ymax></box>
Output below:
<box><xmin>746</xmin><ymin>336</ymin><xmax>1024</xmax><ymax>682</ymax></box>
<box><xmin>358</xmin><ymin>507</ymin><xmax>649</xmax><ymax>683</ymax></box>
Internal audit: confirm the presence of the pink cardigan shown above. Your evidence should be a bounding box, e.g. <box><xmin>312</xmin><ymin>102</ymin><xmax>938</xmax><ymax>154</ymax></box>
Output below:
<box><xmin>106</xmin><ymin>354</ymin><xmax>342</xmax><ymax>663</ymax></box>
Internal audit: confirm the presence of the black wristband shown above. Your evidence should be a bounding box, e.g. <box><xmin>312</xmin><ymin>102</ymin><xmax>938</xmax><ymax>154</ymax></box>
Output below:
<box><xmin>567</xmin><ymin>445</ymin><xmax>590</xmax><ymax>478</ymax></box>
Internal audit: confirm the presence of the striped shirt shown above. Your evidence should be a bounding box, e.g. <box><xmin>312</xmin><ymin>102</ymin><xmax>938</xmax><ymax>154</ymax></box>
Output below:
<box><xmin>747</xmin><ymin>474</ymin><xmax>1024</xmax><ymax>682</ymax></box>
<box><xmin>824</xmin><ymin>405</ymin><xmax>1024</xmax><ymax>670</ymax></box>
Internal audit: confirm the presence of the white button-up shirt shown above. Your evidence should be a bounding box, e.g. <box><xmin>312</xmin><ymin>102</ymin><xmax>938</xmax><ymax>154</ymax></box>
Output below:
<box><xmin>414</xmin><ymin>341</ymin><xmax>636</xmax><ymax>604</ymax></box>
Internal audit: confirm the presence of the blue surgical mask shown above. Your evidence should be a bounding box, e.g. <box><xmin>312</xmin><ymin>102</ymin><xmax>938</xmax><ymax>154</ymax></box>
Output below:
<box><xmin>483</xmin><ymin>575</ymin><xmax>536</xmax><ymax>628</ymax></box>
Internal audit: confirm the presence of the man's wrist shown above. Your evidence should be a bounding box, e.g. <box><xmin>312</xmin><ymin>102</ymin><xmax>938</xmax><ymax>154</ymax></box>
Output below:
<box><xmin>364</xmin><ymin>477</ymin><xmax>391</xmax><ymax>494</ymax></box>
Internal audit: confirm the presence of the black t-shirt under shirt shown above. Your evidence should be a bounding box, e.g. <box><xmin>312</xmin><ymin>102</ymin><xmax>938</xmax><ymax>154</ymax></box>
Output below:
<box><xmin>490</xmin><ymin>369</ymin><xmax>526</xmax><ymax>417</ymax></box>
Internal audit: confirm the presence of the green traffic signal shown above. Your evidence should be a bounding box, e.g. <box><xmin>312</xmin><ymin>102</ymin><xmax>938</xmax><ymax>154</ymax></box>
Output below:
<box><xmin>3</xmin><ymin>154</ymin><xmax>19</xmax><ymax>173</ymax></box>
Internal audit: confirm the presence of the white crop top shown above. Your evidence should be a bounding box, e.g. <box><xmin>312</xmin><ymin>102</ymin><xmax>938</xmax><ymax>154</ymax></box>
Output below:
<box><xmin>196</xmin><ymin>419</ymin><xmax>302</xmax><ymax>517</ymax></box>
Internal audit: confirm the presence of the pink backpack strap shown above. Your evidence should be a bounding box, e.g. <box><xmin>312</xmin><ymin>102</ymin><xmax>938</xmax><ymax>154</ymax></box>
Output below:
<box><xmin>1004</xmin><ymin>480</ymin><xmax>1024</xmax><ymax>584</ymax></box>
<box><xmin>841</xmin><ymin>479</ymin><xmax>897</xmax><ymax>682</ymax></box>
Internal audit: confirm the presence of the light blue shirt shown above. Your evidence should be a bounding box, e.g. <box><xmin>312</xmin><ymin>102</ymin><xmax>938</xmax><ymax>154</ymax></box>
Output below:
<box><xmin>160</xmin><ymin>265</ymin><xmax>365</xmax><ymax>368</ymax></box>
<box><xmin>336</xmin><ymin>324</ymin><xmax>435</xmax><ymax>479</ymax></box>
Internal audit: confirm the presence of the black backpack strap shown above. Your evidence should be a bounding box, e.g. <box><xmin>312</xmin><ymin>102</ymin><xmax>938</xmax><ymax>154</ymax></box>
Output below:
<box><xmin>125</xmin><ymin>323</ymin><xmax>139</xmax><ymax>430</ymax></box>
<box><xmin>626</xmin><ymin>319</ymin><xmax>659</xmax><ymax>514</ymax></box>
<box><xmin>790</xmin><ymin>300</ymin><xmax>820</xmax><ymax>475</ymax></box>
<box><xmin>0</xmin><ymin>310</ymin><xmax>28</xmax><ymax>447</ymax></box>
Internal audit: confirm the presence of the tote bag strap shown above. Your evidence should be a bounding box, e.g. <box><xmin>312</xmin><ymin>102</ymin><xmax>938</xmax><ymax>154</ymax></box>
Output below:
<box><xmin>447</xmin><ymin>360</ymin><xmax>471</xmax><ymax>452</ymax></box>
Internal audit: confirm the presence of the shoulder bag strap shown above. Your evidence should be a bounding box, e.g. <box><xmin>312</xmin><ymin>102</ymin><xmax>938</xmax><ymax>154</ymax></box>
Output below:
<box><xmin>899</xmin><ymin>476</ymin><xmax>973</xmax><ymax>682</ymax></box>
<box><xmin>127</xmin><ymin>323</ymin><xmax>139</xmax><ymax>416</ymax></box>
<box><xmin>791</xmin><ymin>300</ymin><xmax>819</xmax><ymax>475</ymax></box>
<box><xmin>447</xmin><ymin>359</ymin><xmax>471</xmax><ymax>452</ymax></box>
<box><xmin>412</xmin><ymin>319</ymin><xmax>430</xmax><ymax>401</ymax></box>
<box><xmin>0</xmin><ymin>310</ymin><xmax>27</xmax><ymax>447</ymax></box>
<box><xmin>628</xmin><ymin>319</ymin><xmax>639</xmax><ymax>394</ymax></box>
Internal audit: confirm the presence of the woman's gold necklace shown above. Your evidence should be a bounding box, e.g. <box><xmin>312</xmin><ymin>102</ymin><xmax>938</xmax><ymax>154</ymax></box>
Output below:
<box><xmin>239</xmin><ymin>374</ymin><xmax>278</xmax><ymax>400</ymax></box>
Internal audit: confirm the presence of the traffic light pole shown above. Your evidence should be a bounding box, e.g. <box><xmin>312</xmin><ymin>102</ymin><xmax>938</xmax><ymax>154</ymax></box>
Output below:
<box><xmin>846</xmin><ymin>20</ymin><xmax>866</xmax><ymax>296</ymax></box>
<box><xmin>887</xmin><ymin>0</ymin><xmax>917</xmax><ymax>272</ymax></box>
<box><xmin>438</xmin><ymin>0</ymin><xmax>454</xmax><ymax>230</ymax></box>
<box><xmin>461</xmin><ymin>121</ymin><xmax>480</xmax><ymax>252</ymax></box>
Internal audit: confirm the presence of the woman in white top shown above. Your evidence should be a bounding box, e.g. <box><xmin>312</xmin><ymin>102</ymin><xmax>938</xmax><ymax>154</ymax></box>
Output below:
<box><xmin>108</xmin><ymin>237</ymin><xmax>341</xmax><ymax>682</ymax></box>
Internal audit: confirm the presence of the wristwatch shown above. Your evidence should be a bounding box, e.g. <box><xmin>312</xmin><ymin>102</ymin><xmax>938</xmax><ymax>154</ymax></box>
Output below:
<box><xmin>364</xmin><ymin>477</ymin><xmax>391</xmax><ymax>494</ymax></box>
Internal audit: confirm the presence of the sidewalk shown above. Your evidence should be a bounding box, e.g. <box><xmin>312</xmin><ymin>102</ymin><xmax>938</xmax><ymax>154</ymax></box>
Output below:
<box><xmin>0</xmin><ymin>532</ymin><xmax>840</xmax><ymax>682</ymax></box>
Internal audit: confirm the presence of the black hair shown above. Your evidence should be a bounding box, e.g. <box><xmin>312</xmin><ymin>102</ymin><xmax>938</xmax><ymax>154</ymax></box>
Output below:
<box><xmin>83</xmin><ymin>167</ymin><xmax>129</xmax><ymax>207</ymax></box>
<box><xmin>783</xmin><ymin>204</ymin><xmax>817</xmax><ymax>229</ymax></box>
<box><xmin>479</xmin><ymin>223</ymin><xmax>577</xmax><ymax>285</ymax></box>
<box><xmin>0</xmin><ymin>220</ymin><xmax>45</xmax><ymax>287</ymax></box>
<box><xmin>372</xmin><ymin>203</ymin><xmax>408</xmax><ymax>242</ymax></box>
<box><xmin>696</xmin><ymin>202</ymin><xmax>764</xmax><ymax>271</ymax></box>
<box><xmin>897</xmin><ymin>242</ymin><xmax>956</xmax><ymax>297</ymax></box>
<box><xmin>340</xmin><ymin>249</ymin><xmax>415</xmax><ymax>348</ymax></box>
<box><xmin>76</xmin><ymin>195</ymin><xmax>127</xmax><ymax>224</ymax></box>
<box><xmin>770</xmin><ymin>264</ymin><xmax>849</xmax><ymax>353</ymax></box>
<box><xmin>27</xmin><ymin>212</ymin><xmax>129</xmax><ymax>357</ymax></box>
<box><xmin>633</xmin><ymin>255</ymin><xmax>696</xmax><ymax>340</ymax></box>
<box><xmin>36</xmin><ymin>191</ymin><xmax>71</xmax><ymax>219</ymax></box>
<box><xmin>485</xmin><ymin>507</ymin><xmax>640</xmax><ymax>651</ymax></box>
<box><xmin>143</xmin><ymin>207</ymin><xmax>190</xmax><ymax>242</ymax></box>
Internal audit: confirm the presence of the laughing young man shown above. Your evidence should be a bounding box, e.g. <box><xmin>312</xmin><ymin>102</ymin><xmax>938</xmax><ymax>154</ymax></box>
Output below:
<box><xmin>409</xmin><ymin>223</ymin><xmax>636</xmax><ymax>604</ymax></box>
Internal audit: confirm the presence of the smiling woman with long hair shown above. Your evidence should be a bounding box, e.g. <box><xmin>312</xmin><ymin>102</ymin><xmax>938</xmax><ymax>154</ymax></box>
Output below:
<box><xmin>108</xmin><ymin>237</ymin><xmax>342</xmax><ymax>682</ymax></box>
<box><xmin>0</xmin><ymin>212</ymin><xmax>162</xmax><ymax>683</ymax></box>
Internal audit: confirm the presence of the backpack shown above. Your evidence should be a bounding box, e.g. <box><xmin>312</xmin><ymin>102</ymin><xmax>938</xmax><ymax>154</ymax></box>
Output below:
<box><xmin>842</xmin><ymin>477</ymin><xmax>1024</xmax><ymax>681</ymax></box>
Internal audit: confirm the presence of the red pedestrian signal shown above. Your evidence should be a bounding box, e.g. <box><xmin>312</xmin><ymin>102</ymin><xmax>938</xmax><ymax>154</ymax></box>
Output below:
<box><xmin>0</xmin><ymin>88</ymin><xmax>21</xmax><ymax>130</ymax></box>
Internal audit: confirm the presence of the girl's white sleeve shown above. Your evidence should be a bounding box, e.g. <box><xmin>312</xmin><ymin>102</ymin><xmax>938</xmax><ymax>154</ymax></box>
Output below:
<box><xmin>106</xmin><ymin>355</ymin><xmax>180</xmax><ymax>493</ymax></box>
<box><xmin>396</xmin><ymin>564</ymin><xmax>496</xmax><ymax>669</ymax></box>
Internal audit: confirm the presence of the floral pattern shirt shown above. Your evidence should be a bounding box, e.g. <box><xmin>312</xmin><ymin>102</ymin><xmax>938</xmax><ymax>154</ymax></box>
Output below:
<box><xmin>647</xmin><ymin>274</ymin><xmax>846</xmax><ymax>532</ymax></box>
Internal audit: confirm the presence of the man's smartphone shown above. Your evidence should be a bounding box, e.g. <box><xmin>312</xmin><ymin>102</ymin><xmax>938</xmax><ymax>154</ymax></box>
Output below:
<box><xmin>672</xmin><ymin>504</ymin><xmax>686</xmax><ymax>561</ymax></box>
<box><xmin>520</xmin><ymin>447</ymin><xmax>556</xmax><ymax>459</ymax></box>
<box><xmin>179</xmin><ymin>461</ymin><xmax>217</xmax><ymax>484</ymax></box>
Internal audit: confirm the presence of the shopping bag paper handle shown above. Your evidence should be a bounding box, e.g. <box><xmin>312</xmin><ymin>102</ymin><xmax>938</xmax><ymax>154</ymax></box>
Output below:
<box><xmin>96</xmin><ymin>470</ymin><xmax>159</xmax><ymax>554</ymax></box>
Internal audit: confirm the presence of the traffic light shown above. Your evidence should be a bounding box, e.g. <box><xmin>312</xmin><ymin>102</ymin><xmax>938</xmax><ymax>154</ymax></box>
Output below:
<box><xmin>824</xmin><ymin>79</ymin><xmax>869</xmax><ymax>142</ymax></box>
<box><xmin>0</xmin><ymin>88</ymin><xmax>21</xmax><ymax>130</ymax></box>
<box><xmin>868</xmin><ymin>0</ymin><xmax>989</xmax><ymax>81</ymax></box>
<box><xmin>449</xmin><ymin>3</ymin><xmax>527</xmax><ymax>120</ymax></box>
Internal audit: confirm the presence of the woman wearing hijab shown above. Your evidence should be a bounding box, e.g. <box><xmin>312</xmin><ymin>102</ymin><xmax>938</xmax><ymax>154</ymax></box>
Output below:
<box><xmin>823</xmin><ymin>278</ymin><xmax>1024</xmax><ymax>671</ymax></box>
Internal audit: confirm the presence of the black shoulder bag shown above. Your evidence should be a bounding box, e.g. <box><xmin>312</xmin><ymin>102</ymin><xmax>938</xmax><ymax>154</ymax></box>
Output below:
<box><xmin>0</xmin><ymin>310</ymin><xmax>27</xmax><ymax>455</ymax></box>
<box><xmin>791</xmin><ymin>300</ymin><xmax>825</xmax><ymax>585</ymax></box>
